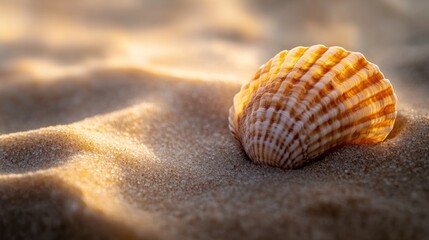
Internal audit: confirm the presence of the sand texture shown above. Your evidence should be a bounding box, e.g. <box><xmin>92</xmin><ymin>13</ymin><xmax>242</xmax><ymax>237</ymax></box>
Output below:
<box><xmin>0</xmin><ymin>0</ymin><xmax>428</xmax><ymax>239</ymax></box>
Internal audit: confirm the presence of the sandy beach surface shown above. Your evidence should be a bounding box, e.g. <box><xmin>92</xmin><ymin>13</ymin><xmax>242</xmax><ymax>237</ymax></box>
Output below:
<box><xmin>0</xmin><ymin>0</ymin><xmax>428</xmax><ymax>239</ymax></box>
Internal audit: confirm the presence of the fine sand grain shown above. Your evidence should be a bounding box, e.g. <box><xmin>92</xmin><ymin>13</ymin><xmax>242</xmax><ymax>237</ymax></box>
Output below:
<box><xmin>0</xmin><ymin>0</ymin><xmax>428</xmax><ymax>239</ymax></box>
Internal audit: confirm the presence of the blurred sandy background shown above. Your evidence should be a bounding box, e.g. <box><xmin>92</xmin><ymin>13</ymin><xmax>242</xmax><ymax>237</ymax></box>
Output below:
<box><xmin>0</xmin><ymin>0</ymin><xmax>428</xmax><ymax>239</ymax></box>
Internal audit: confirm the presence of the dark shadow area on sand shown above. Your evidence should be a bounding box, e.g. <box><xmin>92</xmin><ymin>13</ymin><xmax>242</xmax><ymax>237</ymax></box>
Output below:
<box><xmin>0</xmin><ymin>175</ymin><xmax>153</xmax><ymax>240</ymax></box>
<box><xmin>386</xmin><ymin>112</ymin><xmax>407</xmax><ymax>139</ymax></box>
<box><xmin>0</xmin><ymin>68</ymin><xmax>181</xmax><ymax>134</ymax></box>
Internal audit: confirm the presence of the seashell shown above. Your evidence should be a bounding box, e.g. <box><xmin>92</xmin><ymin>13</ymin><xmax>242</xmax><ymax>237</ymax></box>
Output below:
<box><xmin>228</xmin><ymin>45</ymin><xmax>397</xmax><ymax>169</ymax></box>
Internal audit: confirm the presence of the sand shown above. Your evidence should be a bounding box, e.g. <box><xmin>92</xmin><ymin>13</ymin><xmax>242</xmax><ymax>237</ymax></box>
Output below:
<box><xmin>0</xmin><ymin>0</ymin><xmax>428</xmax><ymax>239</ymax></box>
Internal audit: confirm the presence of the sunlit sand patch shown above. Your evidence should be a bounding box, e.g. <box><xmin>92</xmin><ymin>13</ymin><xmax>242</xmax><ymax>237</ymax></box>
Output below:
<box><xmin>56</xmin><ymin>104</ymin><xmax>164</xmax><ymax>236</ymax></box>
<box><xmin>107</xmin><ymin>36</ymin><xmax>260</xmax><ymax>84</ymax></box>
<box><xmin>0</xmin><ymin>6</ymin><xmax>29</xmax><ymax>42</ymax></box>
<box><xmin>3</xmin><ymin>35</ymin><xmax>260</xmax><ymax>84</ymax></box>
<box><xmin>1</xmin><ymin>0</ymin><xmax>265</xmax><ymax>85</ymax></box>
<box><xmin>7</xmin><ymin>58</ymin><xmax>100</xmax><ymax>81</ymax></box>
<box><xmin>77</xmin><ymin>102</ymin><xmax>156</xmax><ymax>145</ymax></box>
<box><xmin>0</xmin><ymin>0</ymin><xmax>267</xmax><ymax>89</ymax></box>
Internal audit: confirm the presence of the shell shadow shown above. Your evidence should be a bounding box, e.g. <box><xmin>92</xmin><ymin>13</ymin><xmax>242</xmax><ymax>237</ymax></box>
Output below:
<box><xmin>386</xmin><ymin>112</ymin><xmax>407</xmax><ymax>140</ymax></box>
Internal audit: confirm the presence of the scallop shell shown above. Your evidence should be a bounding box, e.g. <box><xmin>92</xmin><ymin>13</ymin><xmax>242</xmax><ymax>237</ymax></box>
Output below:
<box><xmin>229</xmin><ymin>45</ymin><xmax>397</xmax><ymax>169</ymax></box>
